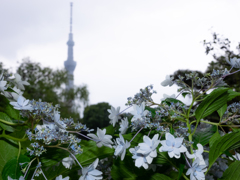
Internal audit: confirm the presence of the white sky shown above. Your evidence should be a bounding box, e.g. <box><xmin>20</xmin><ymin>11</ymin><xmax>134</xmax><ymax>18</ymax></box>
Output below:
<box><xmin>1</xmin><ymin>0</ymin><xmax>240</xmax><ymax>113</ymax></box>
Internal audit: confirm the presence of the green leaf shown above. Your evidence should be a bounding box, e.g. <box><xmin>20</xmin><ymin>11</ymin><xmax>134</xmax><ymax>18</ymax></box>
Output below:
<box><xmin>0</xmin><ymin>139</ymin><xmax>18</xmax><ymax>180</ymax></box>
<box><xmin>2</xmin><ymin>155</ymin><xmax>30</xmax><ymax>180</ymax></box>
<box><xmin>145</xmin><ymin>106</ymin><xmax>156</xmax><ymax>117</ymax></box>
<box><xmin>227</xmin><ymin>89</ymin><xmax>240</xmax><ymax>101</ymax></box>
<box><xmin>4</xmin><ymin>105</ymin><xmax>19</xmax><ymax>120</ymax></box>
<box><xmin>195</xmin><ymin>87</ymin><xmax>229</xmax><ymax>122</ymax></box>
<box><xmin>111</xmin><ymin>155</ymin><xmax>138</xmax><ymax>180</ymax></box>
<box><xmin>182</xmin><ymin>92</ymin><xmax>190</xmax><ymax>98</ymax></box>
<box><xmin>217</xmin><ymin>104</ymin><xmax>227</xmax><ymax>119</ymax></box>
<box><xmin>209</xmin><ymin>132</ymin><xmax>240</xmax><ymax>168</ymax></box>
<box><xmin>163</xmin><ymin>98</ymin><xmax>184</xmax><ymax>106</ymax></box>
<box><xmin>105</xmin><ymin>124</ymin><xmax>115</xmax><ymax>136</ymax></box>
<box><xmin>193</xmin><ymin>125</ymin><xmax>217</xmax><ymax>147</ymax></box>
<box><xmin>220</xmin><ymin>161</ymin><xmax>240</xmax><ymax>180</ymax></box>
<box><xmin>209</xmin><ymin>131</ymin><xmax>221</xmax><ymax>148</ymax></box>
<box><xmin>0</xmin><ymin>112</ymin><xmax>15</xmax><ymax>132</ymax></box>
<box><xmin>150</xmin><ymin>173</ymin><xmax>172</xmax><ymax>180</ymax></box>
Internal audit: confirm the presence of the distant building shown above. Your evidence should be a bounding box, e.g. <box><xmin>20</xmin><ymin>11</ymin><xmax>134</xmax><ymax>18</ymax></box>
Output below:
<box><xmin>64</xmin><ymin>2</ymin><xmax>76</xmax><ymax>90</ymax></box>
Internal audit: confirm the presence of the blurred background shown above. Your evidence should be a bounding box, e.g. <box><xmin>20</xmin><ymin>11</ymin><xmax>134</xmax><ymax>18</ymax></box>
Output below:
<box><xmin>1</xmin><ymin>0</ymin><xmax>240</xmax><ymax>129</ymax></box>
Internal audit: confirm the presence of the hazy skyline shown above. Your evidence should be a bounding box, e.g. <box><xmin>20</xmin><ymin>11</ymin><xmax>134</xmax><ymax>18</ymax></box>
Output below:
<box><xmin>1</xmin><ymin>0</ymin><xmax>240</xmax><ymax>113</ymax></box>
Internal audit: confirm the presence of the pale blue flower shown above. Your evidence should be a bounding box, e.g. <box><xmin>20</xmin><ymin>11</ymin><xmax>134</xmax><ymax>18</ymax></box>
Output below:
<box><xmin>10</xmin><ymin>96</ymin><xmax>33</xmax><ymax>111</ymax></box>
<box><xmin>107</xmin><ymin>106</ymin><xmax>121</xmax><ymax>127</ymax></box>
<box><xmin>186</xmin><ymin>158</ymin><xmax>207</xmax><ymax>180</ymax></box>
<box><xmin>88</xmin><ymin>128</ymin><xmax>113</xmax><ymax>148</ymax></box>
<box><xmin>138</xmin><ymin>134</ymin><xmax>160</xmax><ymax>158</ymax></box>
<box><xmin>161</xmin><ymin>75</ymin><xmax>174</xmax><ymax>87</ymax></box>
<box><xmin>0</xmin><ymin>78</ymin><xmax>7</xmax><ymax>92</ymax></box>
<box><xmin>54</xmin><ymin>111</ymin><xmax>67</xmax><ymax>130</ymax></box>
<box><xmin>226</xmin><ymin>56</ymin><xmax>240</xmax><ymax>68</ymax></box>
<box><xmin>79</xmin><ymin>158</ymin><xmax>103</xmax><ymax>180</ymax></box>
<box><xmin>159</xmin><ymin>133</ymin><xmax>187</xmax><ymax>158</ymax></box>
<box><xmin>130</xmin><ymin>146</ymin><xmax>152</xmax><ymax>169</ymax></box>
<box><xmin>62</xmin><ymin>155</ymin><xmax>76</xmax><ymax>169</ymax></box>
<box><xmin>130</xmin><ymin>102</ymin><xmax>149</xmax><ymax>122</ymax></box>
<box><xmin>113</xmin><ymin>134</ymin><xmax>130</xmax><ymax>160</ymax></box>
<box><xmin>13</xmin><ymin>73</ymin><xmax>30</xmax><ymax>90</ymax></box>
<box><xmin>55</xmin><ymin>175</ymin><xmax>69</xmax><ymax>180</ymax></box>
<box><xmin>186</xmin><ymin>144</ymin><xmax>206</xmax><ymax>165</ymax></box>
<box><xmin>119</xmin><ymin>117</ymin><xmax>129</xmax><ymax>134</ymax></box>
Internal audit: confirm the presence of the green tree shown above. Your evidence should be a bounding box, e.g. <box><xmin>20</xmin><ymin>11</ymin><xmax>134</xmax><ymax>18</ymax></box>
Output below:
<box><xmin>3</xmin><ymin>58</ymin><xmax>89</xmax><ymax>120</ymax></box>
<box><xmin>82</xmin><ymin>102</ymin><xmax>111</xmax><ymax>131</ymax></box>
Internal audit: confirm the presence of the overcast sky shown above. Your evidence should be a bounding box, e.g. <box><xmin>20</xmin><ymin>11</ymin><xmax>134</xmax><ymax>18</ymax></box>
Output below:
<box><xmin>1</xmin><ymin>0</ymin><xmax>240</xmax><ymax>114</ymax></box>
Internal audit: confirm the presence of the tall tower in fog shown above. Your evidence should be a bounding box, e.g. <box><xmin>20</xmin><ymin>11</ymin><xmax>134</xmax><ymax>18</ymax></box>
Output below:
<box><xmin>64</xmin><ymin>2</ymin><xmax>76</xmax><ymax>90</ymax></box>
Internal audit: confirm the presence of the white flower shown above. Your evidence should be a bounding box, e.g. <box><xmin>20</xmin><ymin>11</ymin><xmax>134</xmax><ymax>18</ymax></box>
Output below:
<box><xmin>186</xmin><ymin>144</ymin><xmax>206</xmax><ymax>165</ymax></box>
<box><xmin>130</xmin><ymin>102</ymin><xmax>149</xmax><ymax>122</ymax></box>
<box><xmin>161</xmin><ymin>75</ymin><xmax>174</xmax><ymax>87</ymax></box>
<box><xmin>113</xmin><ymin>134</ymin><xmax>130</xmax><ymax>160</ymax></box>
<box><xmin>159</xmin><ymin>133</ymin><xmax>187</xmax><ymax>158</ymax></box>
<box><xmin>54</xmin><ymin>111</ymin><xmax>67</xmax><ymax>130</ymax></box>
<box><xmin>8</xmin><ymin>176</ymin><xmax>24</xmax><ymax>180</ymax></box>
<box><xmin>138</xmin><ymin>134</ymin><xmax>160</xmax><ymax>158</ymax></box>
<box><xmin>13</xmin><ymin>73</ymin><xmax>30</xmax><ymax>90</ymax></box>
<box><xmin>130</xmin><ymin>146</ymin><xmax>152</xmax><ymax>169</ymax></box>
<box><xmin>119</xmin><ymin>117</ymin><xmax>129</xmax><ymax>134</ymax></box>
<box><xmin>79</xmin><ymin>158</ymin><xmax>103</xmax><ymax>180</ymax></box>
<box><xmin>10</xmin><ymin>96</ymin><xmax>33</xmax><ymax>111</ymax></box>
<box><xmin>161</xmin><ymin>94</ymin><xmax>176</xmax><ymax>101</ymax></box>
<box><xmin>226</xmin><ymin>56</ymin><xmax>240</xmax><ymax>68</ymax></box>
<box><xmin>107</xmin><ymin>106</ymin><xmax>121</xmax><ymax>127</ymax></box>
<box><xmin>55</xmin><ymin>175</ymin><xmax>69</xmax><ymax>180</ymax></box>
<box><xmin>4</xmin><ymin>87</ymin><xmax>23</xmax><ymax>101</ymax></box>
<box><xmin>62</xmin><ymin>155</ymin><xmax>76</xmax><ymax>169</ymax></box>
<box><xmin>231</xmin><ymin>152</ymin><xmax>240</xmax><ymax>160</ymax></box>
<box><xmin>88</xmin><ymin>128</ymin><xmax>113</xmax><ymax>148</ymax></box>
<box><xmin>0</xmin><ymin>79</ymin><xmax>7</xmax><ymax>92</ymax></box>
<box><xmin>186</xmin><ymin>158</ymin><xmax>207</xmax><ymax>180</ymax></box>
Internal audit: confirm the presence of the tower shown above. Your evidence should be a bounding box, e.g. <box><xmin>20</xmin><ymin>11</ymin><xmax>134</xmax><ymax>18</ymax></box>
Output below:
<box><xmin>64</xmin><ymin>2</ymin><xmax>76</xmax><ymax>90</ymax></box>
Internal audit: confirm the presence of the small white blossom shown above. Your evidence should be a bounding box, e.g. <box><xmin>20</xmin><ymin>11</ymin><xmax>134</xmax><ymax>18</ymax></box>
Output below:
<box><xmin>4</xmin><ymin>87</ymin><xmax>23</xmax><ymax>101</ymax></box>
<box><xmin>0</xmin><ymin>79</ymin><xmax>7</xmax><ymax>92</ymax></box>
<box><xmin>186</xmin><ymin>144</ymin><xmax>206</xmax><ymax>165</ymax></box>
<box><xmin>226</xmin><ymin>56</ymin><xmax>240</xmax><ymax>68</ymax></box>
<box><xmin>55</xmin><ymin>175</ymin><xmax>69</xmax><ymax>180</ymax></box>
<box><xmin>159</xmin><ymin>133</ymin><xmax>187</xmax><ymax>158</ymax></box>
<box><xmin>138</xmin><ymin>134</ymin><xmax>160</xmax><ymax>158</ymax></box>
<box><xmin>79</xmin><ymin>158</ymin><xmax>103</xmax><ymax>180</ymax></box>
<box><xmin>10</xmin><ymin>96</ymin><xmax>33</xmax><ymax>111</ymax></box>
<box><xmin>62</xmin><ymin>155</ymin><xmax>76</xmax><ymax>169</ymax></box>
<box><xmin>161</xmin><ymin>75</ymin><xmax>174</xmax><ymax>87</ymax></box>
<box><xmin>119</xmin><ymin>117</ymin><xmax>129</xmax><ymax>134</ymax></box>
<box><xmin>161</xmin><ymin>94</ymin><xmax>176</xmax><ymax>101</ymax></box>
<box><xmin>130</xmin><ymin>146</ymin><xmax>152</xmax><ymax>169</ymax></box>
<box><xmin>54</xmin><ymin>111</ymin><xmax>67</xmax><ymax>130</ymax></box>
<box><xmin>88</xmin><ymin>128</ymin><xmax>113</xmax><ymax>148</ymax></box>
<box><xmin>113</xmin><ymin>134</ymin><xmax>130</xmax><ymax>160</ymax></box>
<box><xmin>107</xmin><ymin>106</ymin><xmax>121</xmax><ymax>127</ymax></box>
<box><xmin>186</xmin><ymin>158</ymin><xmax>207</xmax><ymax>180</ymax></box>
<box><xmin>130</xmin><ymin>102</ymin><xmax>149</xmax><ymax>122</ymax></box>
<box><xmin>13</xmin><ymin>73</ymin><xmax>30</xmax><ymax>90</ymax></box>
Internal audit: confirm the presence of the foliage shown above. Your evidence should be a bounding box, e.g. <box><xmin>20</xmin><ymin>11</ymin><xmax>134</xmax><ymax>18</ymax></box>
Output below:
<box><xmin>82</xmin><ymin>102</ymin><xmax>111</xmax><ymax>131</ymax></box>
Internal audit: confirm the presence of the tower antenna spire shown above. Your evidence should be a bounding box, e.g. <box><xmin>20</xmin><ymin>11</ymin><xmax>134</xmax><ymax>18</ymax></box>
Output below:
<box><xmin>70</xmin><ymin>2</ymin><xmax>73</xmax><ymax>33</ymax></box>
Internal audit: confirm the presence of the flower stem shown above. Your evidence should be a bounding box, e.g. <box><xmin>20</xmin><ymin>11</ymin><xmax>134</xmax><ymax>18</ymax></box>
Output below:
<box><xmin>68</xmin><ymin>131</ymin><xmax>100</xmax><ymax>142</ymax></box>
<box><xmin>0</xmin><ymin>130</ymin><xmax>28</xmax><ymax>142</ymax></box>
<box><xmin>40</xmin><ymin>168</ymin><xmax>47</xmax><ymax>180</ymax></box>
<box><xmin>129</xmin><ymin>127</ymin><xmax>143</xmax><ymax>143</ymax></box>
<box><xmin>24</xmin><ymin>158</ymin><xmax>36</xmax><ymax>179</ymax></box>
<box><xmin>118</xmin><ymin>105</ymin><xmax>132</xmax><ymax>115</ymax></box>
